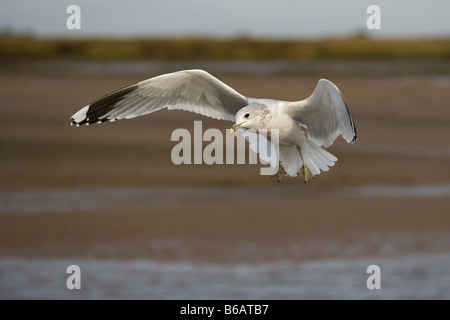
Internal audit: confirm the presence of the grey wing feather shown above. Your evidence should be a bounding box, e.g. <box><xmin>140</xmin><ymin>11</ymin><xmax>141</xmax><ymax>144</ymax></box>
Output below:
<box><xmin>284</xmin><ymin>79</ymin><xmax>357</xmax><ymax>147</ymax></box>
<box><xmin>70</xmin><ymin>69</ymin><xmax>249</xmax><ymax>126</ymax></box>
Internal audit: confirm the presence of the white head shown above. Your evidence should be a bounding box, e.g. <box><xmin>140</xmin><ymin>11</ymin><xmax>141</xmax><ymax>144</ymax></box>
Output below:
<box><xmin>230</xmin><ymin>103</ymin><xmax>270</xmax><ymax>132</ymax></box>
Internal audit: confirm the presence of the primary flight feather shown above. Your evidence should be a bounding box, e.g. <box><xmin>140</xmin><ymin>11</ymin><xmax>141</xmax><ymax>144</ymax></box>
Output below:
<box><xmin>70</xmin><ymin>69</ymin><xmax>357</xmax><ymax>182</ymax></box>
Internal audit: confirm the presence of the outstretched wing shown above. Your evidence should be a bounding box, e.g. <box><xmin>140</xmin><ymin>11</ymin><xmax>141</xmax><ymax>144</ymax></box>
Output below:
<box><xmin>283</xmin><ymin>79</ymin><xmax>357</xmax><ymax>147</ymax></box>
<box><xmin>70</xmin><ymin>69</ymin><xmax>249</xmax><ymax>126</ymax></box>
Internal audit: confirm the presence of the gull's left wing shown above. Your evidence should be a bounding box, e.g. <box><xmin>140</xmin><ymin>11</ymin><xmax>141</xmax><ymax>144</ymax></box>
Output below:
<box><xmin>283</xmin><ymin>79</ymin><xmax>357</xmax><ymax>148</ymax></box>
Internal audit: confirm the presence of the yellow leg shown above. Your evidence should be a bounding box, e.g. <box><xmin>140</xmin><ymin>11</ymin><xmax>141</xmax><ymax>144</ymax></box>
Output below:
<box><xmin>297</xmin><ymin>146</ymin><xmax>314</xmax><ymax>183</ymax></box>
<box><xmin>271</xmin><ymin>161</ymin><xmax>286</xmax><ymax>183</ymax></box>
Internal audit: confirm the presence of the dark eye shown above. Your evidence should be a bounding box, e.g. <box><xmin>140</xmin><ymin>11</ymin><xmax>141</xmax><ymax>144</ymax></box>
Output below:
<box><xmin>244</xmin><ymin>113</ymin><xmax>250</xmax><ymax>118</ymax></box>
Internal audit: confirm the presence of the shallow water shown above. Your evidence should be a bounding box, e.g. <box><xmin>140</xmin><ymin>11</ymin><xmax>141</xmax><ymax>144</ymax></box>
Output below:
<box><xmin>1</xmin><ymin>184</ymin><xmax>449</xmax><ymax>299</ymax></box>
<box><xmin>0</xmin><ymin>253</ymin><xmax>449</xmax><ymax>299</ymax></box>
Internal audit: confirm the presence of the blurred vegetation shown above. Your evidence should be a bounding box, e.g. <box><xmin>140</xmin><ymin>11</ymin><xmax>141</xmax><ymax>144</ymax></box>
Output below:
<box><xmin>0</xmin><ymin>34</ymin><xmax>449</xmax><ymax>60</ymax></box>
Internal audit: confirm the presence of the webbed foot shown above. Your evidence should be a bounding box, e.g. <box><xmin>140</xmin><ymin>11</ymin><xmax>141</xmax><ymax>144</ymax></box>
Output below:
<box><xmin>299</xmin><ymin>164</ymin><xmax>314</xmax><ymax>183</ymax></box>
<box><xmin>271</xmin><ymin>161</ymin><xmax>287</xmax><ymax>183</ymax></box>
<box><xmin>297</xmin><ymin>146</ymin><xmax>315</xmax><ymax>183</ymax></box>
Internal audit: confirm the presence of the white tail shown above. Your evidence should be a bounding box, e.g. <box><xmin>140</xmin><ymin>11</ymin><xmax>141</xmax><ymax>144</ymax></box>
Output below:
<box><xmin>278</xmin><ymin>145</ymin><xmax>302</xmax><ymax>176</ymax></box>
<box><xmin>300</xmin><ymin>137</ymin><xmax>337</xmax><ymax>175</ymax></box>
<box><xmin>278</xmin><ymin>137</ymin><xmax>337</xmax><ymax>178</ymax></box>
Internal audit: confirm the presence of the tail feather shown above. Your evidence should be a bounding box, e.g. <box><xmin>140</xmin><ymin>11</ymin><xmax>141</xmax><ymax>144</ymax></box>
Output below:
<box><xmin>244</xmin><ymin>130</ymin><xmax>338</xmax><ymax>180</ymax></box>
<box><xmin>301</xmin><ymin>138</ymin><xmax>337</xmax><ymax>175</ymax></box>
<box><xmin>279</xmin><ymin>145</ymin><xmax>302</xmax><ymax>176</ymax></box>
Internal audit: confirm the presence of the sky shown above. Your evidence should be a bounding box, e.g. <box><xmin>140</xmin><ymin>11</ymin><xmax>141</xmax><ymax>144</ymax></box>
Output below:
<box><xmin>0</xmin><ymin>0</ymin><xmax>449</xmax><ymax>38</ymax></box>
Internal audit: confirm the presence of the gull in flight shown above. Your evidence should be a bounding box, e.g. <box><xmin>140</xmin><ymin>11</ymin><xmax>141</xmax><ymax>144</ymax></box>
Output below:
<box><xmin>70</xmin><ymin>69</ymin><xmax>357</xmax><ymax>182</ymax></box>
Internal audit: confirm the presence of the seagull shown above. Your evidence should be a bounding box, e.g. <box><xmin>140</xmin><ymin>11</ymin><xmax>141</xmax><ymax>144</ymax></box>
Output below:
<box><xmin>70</xmin><ymin>69</ymin><xmax>357</xmax><ymax>182</ymax></box>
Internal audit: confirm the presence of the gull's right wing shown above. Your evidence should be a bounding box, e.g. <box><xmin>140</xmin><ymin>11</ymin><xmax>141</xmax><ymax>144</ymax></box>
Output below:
<box><xmin>70</xmin><ymin>69</ymin><xmax>249</xmax><ymax>126</ymax></box>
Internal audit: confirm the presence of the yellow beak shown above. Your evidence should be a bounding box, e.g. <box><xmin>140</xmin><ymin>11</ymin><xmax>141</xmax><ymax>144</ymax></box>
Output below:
<box><xmin>230</xmin><ymin>121</ymin><xmax>246</xmax><ymax>133</ymax></box>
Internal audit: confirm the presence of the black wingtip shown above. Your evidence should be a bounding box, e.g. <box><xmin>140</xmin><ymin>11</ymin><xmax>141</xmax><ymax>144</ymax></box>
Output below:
<box><xmin>350</xmin><ymin>121</ymin><xmax>358</xmax><ymax>144</ymax></box>
<box><xmin>70</xmin><ymin>83</ymin><xmax>139</xmax><ymax>127</ymax></box>
<box><xmin>70</xmin><ymin>116</ymin><xmax>111</xmax><ymax>127</ymax></box>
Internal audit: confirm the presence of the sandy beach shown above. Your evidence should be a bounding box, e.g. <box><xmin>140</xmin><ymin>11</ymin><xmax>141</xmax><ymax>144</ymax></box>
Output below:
<box><xmin>1</xmin><ymin>61</ymin><xmax>450</xmax><ymax>299</ymax></box>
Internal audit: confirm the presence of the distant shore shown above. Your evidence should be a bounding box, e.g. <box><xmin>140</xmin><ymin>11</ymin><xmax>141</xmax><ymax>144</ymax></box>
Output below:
<box><xmin>1</xmin><ymin>35</ymin><xmax>449</xmax><ymax>61</ymax></box>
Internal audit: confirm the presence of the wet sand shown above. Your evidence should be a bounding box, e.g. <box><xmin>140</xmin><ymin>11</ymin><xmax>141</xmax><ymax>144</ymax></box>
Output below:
<box><xmin>1</xmin><ymin>190</ymin><xmax>450</xmax><ymax>262</ymax></box>
<box><xmin>1</xmin><ymin>63</ymin><xmax>450</xmax><ymax>298</ymax></box>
